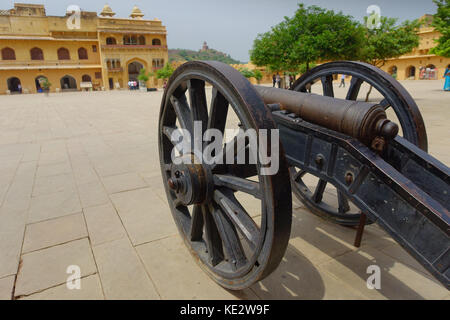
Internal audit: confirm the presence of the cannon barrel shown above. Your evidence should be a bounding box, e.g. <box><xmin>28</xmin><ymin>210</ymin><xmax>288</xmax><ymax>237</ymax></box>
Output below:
<box><xmin>254</xmin><ymin>85</ymin><xmax>399</xmax><ymax>147</ymax></box>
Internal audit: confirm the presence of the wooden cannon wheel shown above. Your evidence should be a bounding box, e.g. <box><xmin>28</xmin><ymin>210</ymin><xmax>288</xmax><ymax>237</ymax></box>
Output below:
<box><xmin>289</xmin><ymin>61</ymin><xmax>428</xmax><ymax>226</ymax></box>
<box><xmin>158</xmin><ymin>61</ymin><xmax>292</xmax><ymax>290</ymax></box>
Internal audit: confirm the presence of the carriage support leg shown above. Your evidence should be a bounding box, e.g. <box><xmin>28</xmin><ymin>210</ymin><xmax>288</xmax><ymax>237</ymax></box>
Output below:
<box><xmin>353</xmin><ymin>213</ymin><xmax>367</xmax><ymax>248</ymax></box>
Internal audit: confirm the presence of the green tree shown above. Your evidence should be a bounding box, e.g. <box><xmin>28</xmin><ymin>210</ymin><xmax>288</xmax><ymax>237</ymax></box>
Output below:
<box><xmin>361</xmin><ymin>17</ymin><xmax>421</xmax><ymax>68</ymax></box>
<box><xmin>156</xmin><ymin>63</ymin><xmax>175</xmax><ymax>80</ymax></box>
<box><xmin>360</xmin><ymin>17</ymin><xmax>420</xmax><ymax>100</ymax></box>
<box><xmin>253</xmin><ymin>69</ymin><xmax>263</xmax><ymax>83</ymax></box>
<box><xmin>238</xmin><ymin>67</ymin><xmax>254</xmax><ymax>79</ymax></box>
<box><xmin>250</xmin><ymin>4</ymin><xmax>365</xmax><ymax>72</ymax></box>
<box><xmin>429</xmin><ymin>0</ymin><xmax>450</xmax><ymax>57</ymax></box>
<box><xmin>137</xmin><ymin>68</ymin><xmax>152</xmax><ymax>84</ymax></box>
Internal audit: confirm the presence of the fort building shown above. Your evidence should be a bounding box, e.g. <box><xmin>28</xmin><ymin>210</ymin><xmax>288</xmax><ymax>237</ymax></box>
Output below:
<box><xmin>0</xmin><ymin>3</ymin><xmax>168</xmax><ymax>94</ymax></box>
<box><xmin>381</xmin><ymin>15</ymin><xmax>450</xmax><ymax>81</ymax></box>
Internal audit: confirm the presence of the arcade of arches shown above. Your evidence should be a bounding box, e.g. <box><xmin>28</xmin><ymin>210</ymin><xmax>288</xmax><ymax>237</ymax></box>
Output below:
<box><xmin>0</xmin><ymin>3</ymin><xmax>168</xmax><ymax>94</ymax></box>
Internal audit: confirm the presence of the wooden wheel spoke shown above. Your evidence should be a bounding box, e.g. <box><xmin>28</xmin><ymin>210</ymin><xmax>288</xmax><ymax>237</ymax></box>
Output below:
<box><xmin>346</xmin><ymin>77</ymin><xmax>363</xmax><ymax>100</ymax></box>
<box><xmin>292</xmin><ymin>169</ymin><xmax>307</xmax><ymax>182</ymax></box>
<box><xmin>213</xmin><ymin>174</ymin><xmax>261</xmax><ymax>199</ymax></box>
<box><xmin>188</xmin><ymin>79</ymin><xmax>208</xmax><ymax>128</ymax></box>
<box><xmin>202</xmin><ymin>204</ymin><xmax>224</xmax><ymax>266</ymax></box>
<box><xmin>380</xmin><ymin>98</ymin><xmax>391</xmax><ymax>110</ymax></box>
<box><xmin>162</xmin><ymin>125</ymin><xmax>184</xmax><ymax>153</ymax></box>
<box><xmin>170</xmin><ymin>95</ymin><xmax>193</xmax><ymax>136</ymax></box>
<box><xmin>208</xmin><ymin>88</ymin><xmax>229</xmax><ymax>131</ymax></box>
<box><xmin>337</xmin><ymin>191</ymin><xmax>351</xmax><ymax>213</ymax></box>
<box><xmin>209</xmin><ymin>202</ymin><xmax>248</xmax><ymax>269</ymax></box>
<box><xmin>190</xmin><ymin>204</ymin><xmax>204</xmax><ymax>241</ymax></box>
<box><xmin>312</xmin><ymin>179</ymin><xmax>327</xmax><ymax>203</ymax></box>
<box><xmin>211</xmin><ymin>131</ymin><xmax>248</xmax><ymax>169</ymax></box>
<box><xmin>214</xmin><ymin>189</ymin><xmax>260</xmax><ymax>251</ymax></box>
<box><xmin>321</xmin><ymin>75</ymin><xmax>334</xmax><ymax>97</ymax></box>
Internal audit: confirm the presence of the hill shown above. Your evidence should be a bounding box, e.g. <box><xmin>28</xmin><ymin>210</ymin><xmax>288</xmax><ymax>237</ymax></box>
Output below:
<box><xmin>169</xmin><ymin>48</ymin><xmax>243</xmax><ymax>65</ymax></box>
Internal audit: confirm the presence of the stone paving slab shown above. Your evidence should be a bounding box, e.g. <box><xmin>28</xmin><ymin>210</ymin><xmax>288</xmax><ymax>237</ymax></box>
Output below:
<box><xmin>136</xmin><ymin>235</ymin><xmax>258</xmax><ymax>300</ymax></box>
<box><xmin>14</xmin><ymin>238</ymin><xmax>97</xmax><ymax>297</ymax></box>
<box><xmin>0</xmin><ymin>276</ymin><xmax>15</xmax><ymax>300</ymax></box>
<box><xmin>20</xmin><ymin>274</ymin><xmax>104</xmax><ymax>300</ymax></box>
<box><xmin>0</xmin><ymin>80</ymin><xmax>448</xmax><ymax>299</ymax></box>
<box><xmin>28</xmin><ymin>188</ymin><xmax>81</xmax><ymax>224</ymax></box>
<box><xmin>83</xmin><ymin>203</ymin><xmax>127</xmax><ymax>246</ymax></box>
<box><xmin>92</xmin><ymin>237</ymin><xmax>159</xmax><ymax>300</ymax></box>
<box><xmin>101</xmin><ymin>172</ymin><xmax>148</xmax><ymax>194</ymax></box>
<box><xmin>22</xmin><ymin>213</ymin><xmax>88</xmax><ymax>253</ymax></box>
<box><xmin>110</xmin><ymin>188</ymin><xmax>177</xmax><ymax>245</ymax></box>
<box><xmin>319</xmin><ymin>246</ymin><xmax>449</xmax><ymax>300</ymax></box>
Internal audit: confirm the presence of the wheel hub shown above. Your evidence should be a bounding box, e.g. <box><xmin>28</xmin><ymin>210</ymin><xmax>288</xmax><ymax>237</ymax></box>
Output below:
<box><xmin>168</xmin><ymin>154</ymin><xmax>213</xmax><ymax>205</ymax></box>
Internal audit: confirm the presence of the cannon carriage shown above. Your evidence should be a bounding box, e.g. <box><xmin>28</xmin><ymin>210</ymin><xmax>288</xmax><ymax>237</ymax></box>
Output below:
<box><xmin>158</xmin><ymin>60</ymin><xmax>449</xmax><ymax>290</ymax></box>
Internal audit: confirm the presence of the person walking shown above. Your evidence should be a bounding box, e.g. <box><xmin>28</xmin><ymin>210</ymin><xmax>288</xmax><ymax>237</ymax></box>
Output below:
<box><xmin>339</xmin><ymin>74</ymin><xmax>346</xmax><ymax>88</ymax></box>
<box><xmin>444</xmin><ymin>65</ymin><xmax>450</xmax><ymax>91</ymax></box>
<box><xmin>272</xmin><ymin>74</ymin><xmax>276</xmax><ymax>87</ymax></box>
<box><xmin>276</xmin><ymin>73</ymin><xmax>281</xmax><ymax>88</ymax></box>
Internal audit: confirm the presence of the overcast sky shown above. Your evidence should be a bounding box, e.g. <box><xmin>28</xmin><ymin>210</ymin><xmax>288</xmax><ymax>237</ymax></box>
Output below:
<box><xmin>5</xmin><ymin>0</ymin><xmax>438</xmax><ymax>62</ymax></box>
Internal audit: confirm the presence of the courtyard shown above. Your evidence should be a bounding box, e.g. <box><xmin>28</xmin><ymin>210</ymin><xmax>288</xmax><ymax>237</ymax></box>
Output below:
<box><xmin>0</xmin><ymin>79</ymin><xmax>448</xmax><ymax>300</ymax></box>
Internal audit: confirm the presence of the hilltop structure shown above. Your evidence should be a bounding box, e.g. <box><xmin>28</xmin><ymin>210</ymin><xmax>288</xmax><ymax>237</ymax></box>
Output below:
<box><xmin>0</xmin><ymin>3</ymin><xmax>169</xmax><ymax>94</ymax></box>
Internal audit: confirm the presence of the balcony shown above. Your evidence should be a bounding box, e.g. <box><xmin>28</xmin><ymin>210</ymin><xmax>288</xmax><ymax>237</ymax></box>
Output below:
<box><xmin>101</xmin><ymin>44</ymin><xmax>168</xmax><ymax>50</ymax></box>
<box><xmin>0</xmin><ymin>59</ymin><xmax>102</xmax><ymax>70</ymax></box>
<box><xmin>107</xmin><ymin>67</ymin><xmax>123</xmax><ymax>73</ymax></box>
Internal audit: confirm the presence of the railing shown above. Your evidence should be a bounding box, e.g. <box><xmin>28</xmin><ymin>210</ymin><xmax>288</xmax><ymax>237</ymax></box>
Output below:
<box><xmin>107</xmin><ymin>67</ymin><xmax>123</xmax><ymax>72</ymax></box>
<box><xmin>101</xmin><ymin>44</ymin><xmax>167</xmax><ymax>49</ymax></box>
<box><xmin>0</xmin><ymin>60</ymin><xmax>100</xmax><ymax>67</ymax></box>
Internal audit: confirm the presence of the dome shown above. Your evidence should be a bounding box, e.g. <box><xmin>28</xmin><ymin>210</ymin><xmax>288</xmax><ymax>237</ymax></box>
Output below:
<box><xmin>100</xmin><ymin>4</ymin><xmax>115</xmax><ymax>17</ymax></box>
<box><xmin>130</xmin><ymin>5</ymin><xmax>144</xmax><ymax>19</ymax></box>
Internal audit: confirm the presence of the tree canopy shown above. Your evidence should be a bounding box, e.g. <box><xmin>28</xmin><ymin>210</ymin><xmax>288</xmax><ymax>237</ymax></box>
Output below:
<box><xmin>250</xmin><ymin>3</ymin><xmax>422</xmax><ymax>72</ymax></box>
<box><xmin>156</xmin><ymin>63</ymin><xmax>174</xmax><ymax>80</ymax></box>
<box><xmin>429</xmin><ymin>0</ymin><xmax>450</xmax><ymax>57</ymax></box>
<box><xmin>250</xmin><ymin>4</ymin><xmax>365</xmax><ymax>72</ymax></box>
<box><xmin>360</xmin><ymin>17</ymin><xmax>421</xmax><ymax>67</ymax></box>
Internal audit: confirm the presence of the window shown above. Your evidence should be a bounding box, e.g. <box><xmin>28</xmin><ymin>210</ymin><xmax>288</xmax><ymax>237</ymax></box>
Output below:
<box><xmin>95</xmin><ymin>72</ymin><xmax>102</xmax><ymax>79</ymax></box>
<box><xmin>82</xmin><ymin>75</ymin><xmax>92</xmax><ymax>82</ymax></box>
<box><xmin>78</xmin><ymin>47</ymin><xmax>88</xmax><ymax>60</ymax></box>
<box><xmin>106</xmin><ymin>37</ymin><xmax>116</xmax><ymax>45</ymax></box>
<box><xmin>152</xmin><ymin>38</ymin><xmax>161</xmax><ymax>46</ymax></box>
<box><xmin>123</xmin><ymin>35</ymin><xmax>137</xmax><ymax>45</ymax></box>
<box><xmin>138</xmin><ymin>36</ymin><xmax>146</xmax><ymax>45</ymax></box>
<box><xmin>1</xmin><ymin>47</ymin><xmax>16</xmax><ymax>60</ymax></box>
<box><xmin>57</xmin><ymin>48</ymin><xmax>70</xmax><ymax>60</ymax></box>
<box><xmin>30</xmin><ymin>47</ymin><xmax>44</xmax><ymax>60</ymax></box>
<box><xmin>92</xmin><ymin>45</ymin><xmax>97</xmax><ymax>52</ymax></box>
<box><xmin>152</xmin><ymin>58</ymin><xmax>164</xmax><ymax>68</ymax></box>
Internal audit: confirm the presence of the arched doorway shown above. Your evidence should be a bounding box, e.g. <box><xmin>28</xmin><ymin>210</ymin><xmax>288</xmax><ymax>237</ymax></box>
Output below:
<box><xmin>406</xmin><ymin>66</ymin><xmax>416</xmax><ymax>79</ymax></box>
<box><xmin>426</xmin><ymin>64</ymin><xmax>437</xmax><ymax>79</ymax></box>
<box><xmin>388</xmin><ymin>66</ymin><xmax>397</xmax><ymax>78</ymax></box>
<box><xmin>60</xmin><ymin>75</ymin><xmax>77</xmax><ymax>90</ymax></box>
<box><xmin>35</xmin><ymin>76</ymin><xmax>48</xmax><ymax>92</ymax></box>
<box><xmin>128</xmin><ymin>61</ymin><xmax>144</xmax><ymax>86</ymax></box>
<box><xmin>7</xmin><ymin>77</ymin><xmax>22</xmax><ymax>93</ymax></box>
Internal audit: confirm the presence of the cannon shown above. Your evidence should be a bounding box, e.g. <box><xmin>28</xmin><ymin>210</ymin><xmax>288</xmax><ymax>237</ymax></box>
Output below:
<box><xmin>158</xmin><ymin>60</ymin><xmax>449</xmax><ymax>290</ymax></box>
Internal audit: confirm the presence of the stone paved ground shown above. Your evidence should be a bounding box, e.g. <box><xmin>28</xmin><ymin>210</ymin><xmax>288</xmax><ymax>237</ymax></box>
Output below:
<box><xmin>0</xmin><ymin>79</ymin><xmax>448</xmax><ymax>300</ymax></box>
